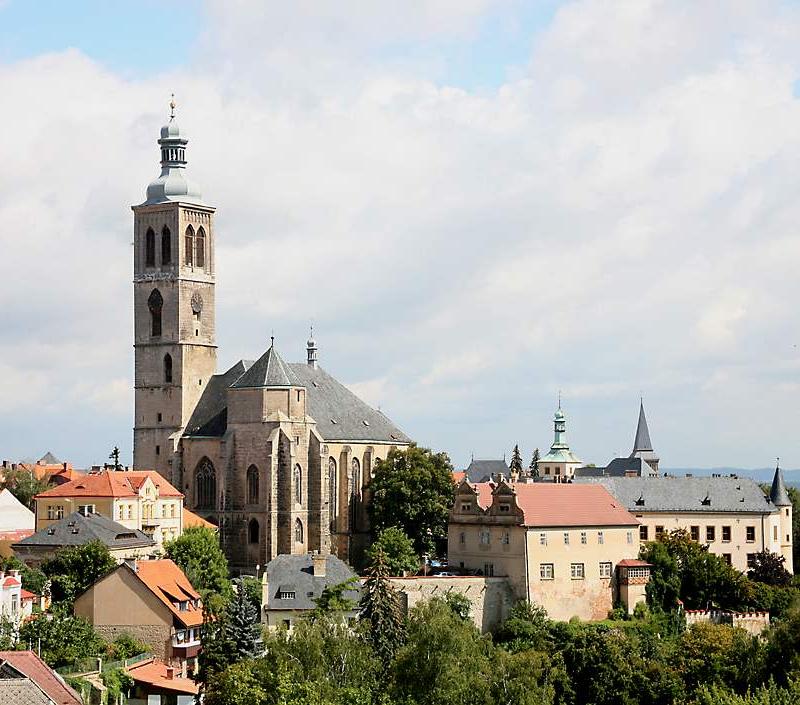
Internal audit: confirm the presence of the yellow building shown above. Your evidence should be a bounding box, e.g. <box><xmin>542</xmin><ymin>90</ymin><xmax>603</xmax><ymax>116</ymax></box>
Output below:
<box><xmin>448</xmin><ymin>480</ymin><xmax>646</xmax><ymax>621</ymax></box>
<box><xmin>33</xmin><ymin>469</ymin><xmax>184</xmax><ymax>549</ymax></box>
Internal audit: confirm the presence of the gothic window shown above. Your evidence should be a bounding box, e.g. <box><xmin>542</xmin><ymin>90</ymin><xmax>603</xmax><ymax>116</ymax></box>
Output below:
<box><xmin>163</xmin><ymin>353</ymin><xmax>173</xmax><ymax>384</ymax></box>
<box><xmin>145</xmin><ymin>228</ymin><xmax>155</xmax><ymax>267</ymax></box>
<box><xmin>351</xmin><ymin>458</ymin><xmax>361</xmax><ymax>496</ymax></box>
<box><xmin>328</xmin><ymin>457</ymin><xmax>337</xmax><ymax>527</ymax></box>
<box><xmin>295</xmin><ymin>518</ymin><xmax>304</xmax><ymax>544</ymax></box>
<box><xmin>294</xmin><ymin>464</ymin><xmax>302</xmax><ymax>505</ymax></box>
<box><xmin>161</xmin><ymin>226</ymin><xmax>172</xmax><ymax>265</ymax></box>
<box><xmin>184</xmin><ymin>225</ymin><xmax>194</xmax><ymax>266</ymax></box>
<box><xmin>196</xmin><ymin>226</ymin><xmax>206</xmax><ymax>268</ymax></box>
<box><xmin>247</xmin><ymin>464</ymin><xmax>259</xmax><ymax>504</ymax></box>
<box><xmin>148</xmin><ymin>289</ymin><xmax>163</xmax><ymax>337</ymax></box>
<box><xmin>195</xmin><ymin>458</ymin><xmax>216</xmax><ymax>509</ymax></box>
<box><xmin>248</xmin><ymin>518</ymin><xmax>259</xmax><ymax>544</ymax></box>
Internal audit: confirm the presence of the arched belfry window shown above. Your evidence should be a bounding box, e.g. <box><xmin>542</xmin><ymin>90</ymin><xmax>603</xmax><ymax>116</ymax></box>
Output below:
<box><xmin>184</xmin><ymin>225</ymin><xmax>194</xmax><ymax>267</ymax></box>
<box><xmin>248</xmin><ymin>518</ymin><xmax>260</xmax><ymax>544</ymax></box>
<box><xmin>195</xmin><ymin>458</ymin><xmax>216</xmax><ymax>509</ymax></box>
<box><xmin>294</xmin><ymin>464</ymin><xmax>302</xmax><ymax>505</ymax></box>
<box><xmin>247</xmin><ymin>464</ymin><xmax>259</xmax><ymax>504</ymax></box>
<box><xmin>163</xmin><ymin>353</ymin><xmax>173</xmax><ymax>384</ymax></box>
<box><xmin>196</xmin><ymin>227</ymin><xmax>206</xmax><ymax>268</ymax></box>
<box><xmin>295</xmin><ymin>518</ymin><xmax>304</xmax><ymax>544</ymax></box>
<box><xmin>148</xmin><ymin>289</ymin><xmax>163</xmax><ymax>337</ymax></box>
<box><xmin>145</xmin><ymin>228</ymin><xmax>155</xmax><ymax>267</ymax></box>
<box><xmin>328</xmin><ymin>457</ymin><xmax>337</xmax><ymax>526</ymax></box>
<box><xmin>161</xmin><ymin>226</ymin><xmax>172</xmax><ymax>265</ymax></box>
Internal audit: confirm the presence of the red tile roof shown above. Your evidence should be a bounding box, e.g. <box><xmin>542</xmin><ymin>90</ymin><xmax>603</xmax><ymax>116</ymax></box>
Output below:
<box><xmin>35</xmin><ymin>470</ymin><xmax>182</xmax><ymax>500</ymax></box>
<box><xmin>183</xmin><ymin>509</ymin><xmax>216</xmax><ymax>529</ymax></box>
<box><xmin>132</xmin><ymin>560</ymin><xmax>204</xmax><ymax>628</ymax></box>
<box><xmin>1</xmin><ymin>575</ymin><xmax>20</xmax><ymax>588</ymax></box>
<box><xmin>452</xmin><ymin>471</ymin><xmax>467</xmax><ymax>484</ymax></box>
<box><xmin>469</xmin><ymin>482</ymin><xmax>639</xmax><ymax>527</ymax></box>
<box><xmin>126</xmin><ymin>659</ymin><xmax>199</xmax><ymax>695</ymax></box>
<box><xmin>0</xmin><ymin>650</ymin><xmax>82</xmax><ymax>705</ymax></box>
<box><xmin>618</xmin><ymin>559</ymin><xmax>651</xmax><ymax>567</ymax></box>
<box><xmin>20</xmin><ymin>589</ymin><xmax>37</xmax><ymax>601</ymax></box>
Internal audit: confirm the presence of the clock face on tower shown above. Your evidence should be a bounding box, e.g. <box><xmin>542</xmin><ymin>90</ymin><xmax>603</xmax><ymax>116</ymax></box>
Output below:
<box><xmin>191</xmin><ymin>292</ymin><xmax>204</xmax><ymax>314</ymax></box>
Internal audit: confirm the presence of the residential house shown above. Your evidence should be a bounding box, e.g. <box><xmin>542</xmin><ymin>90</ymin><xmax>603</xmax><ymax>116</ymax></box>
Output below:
<box><xmin>0</xmin><ymin>489</ymin><xmax>35</xmax><ymax>558</ymax></box>
<box><xmin>125</xmin><ymin>658</ymin><xmax>199</xmax><ymax>705</ymax></box>
<box><xmin>13</xmin><ymin>512</ymin><xmax>156</xmax><ymax>567</ymax></box>
<box><xmin>74</xmin><ymin>559</ymin><xmax>204</xmax><ymax>676</ymax></box>
<box><xmin>448</xmin><ymin>480</ymin><xmax>647</xmax><ymax>621</ymax></box>
<box><xmin>0</xmin><ymin>571</ymin><xmax>22</xmax><ymax>626</ymax></box>
<box><xmin>34</xmin><ymin>469</ymin><xmax>185</xmax><ymax>549</ymax></box>
<box><xmin>261</xmin><ymin>553</ymin><xmax>360</xmax><ymax>629</ymax></box>
<box><xmin>0</xmin><ymin>650</ymin><xmax>82</xmax><ymax>705</ymax></box>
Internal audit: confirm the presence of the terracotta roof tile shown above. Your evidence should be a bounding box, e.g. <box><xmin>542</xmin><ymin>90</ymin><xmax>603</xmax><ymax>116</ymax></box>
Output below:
<box><xmin>132</xmin><ymin>560</ymin><xmax>204</xmax><ymax>628</ymax></box>
<box><xmin>126</xmin><ymin>659</ymin><xmax>199</xmax><ymax>695</ymax></box>
<box><xmin>34</xmin><ymin>470</ymin><xmax>182</xmax><ymax>500</ymax></box>
<box><xmin>183</xmin><ymin>509</ymin><xmax>216</xmax><ymax>529</ymax></box>
<box><xmin>0</xmin><ymin>650</ymin><xmax>82</xmax><ymax>705</ymax></box>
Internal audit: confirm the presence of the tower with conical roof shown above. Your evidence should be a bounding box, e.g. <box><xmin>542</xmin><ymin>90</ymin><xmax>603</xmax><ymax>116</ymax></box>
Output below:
<box><xmin>132</xmin><ymin>99</ymin><xmax>217</xmax><ymax>483</ymax></box>
<box><xmin>769</xmin><ymin>462</ymin><xmax>793</xmax><ymax>572</ymax></box>
<box><xmin>630</xmin><ymin>400</ymin><xmax>659</xmax><ymax>474</ymax></box>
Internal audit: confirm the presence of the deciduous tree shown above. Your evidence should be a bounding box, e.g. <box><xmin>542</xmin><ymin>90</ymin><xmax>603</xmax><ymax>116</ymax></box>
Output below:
<box><xmin>164</xmin><ymin>526</ymin><xmax>231</xmax><ymax>611</ymax></box>
<box><xmin>40</xmin><ymin>540</ymin><xmax>116</xmax><ymax>605</ymax></box>
<box><xmin>366</xmin><ymin>526</ymin><xmax>419</xmax><ymax>576</ymax></box>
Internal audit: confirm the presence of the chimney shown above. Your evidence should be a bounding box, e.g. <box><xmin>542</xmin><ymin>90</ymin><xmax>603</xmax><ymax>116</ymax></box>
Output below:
<box><xmin>312</xmin><ymin>553</ymin><xmax>326</xmax><ymax>578</ymax></box>
<box><xmin>166</xmin><ymin>667</ymin><xmax>175</xmax><ymax>680</ymax></box>
<box><xmin>11</xmin><ymin>464</ymin><xmax>16</xmax><ymax>471</ymax></box>
<box><xmin>63</xmin><ymin>462</ymin><xmax>67</xmax><ymax>470</ymax></box>
<box><xmin>2</xmin><ymin>460</ymin><xmax>7</xmax><ymax>469</ymax></box>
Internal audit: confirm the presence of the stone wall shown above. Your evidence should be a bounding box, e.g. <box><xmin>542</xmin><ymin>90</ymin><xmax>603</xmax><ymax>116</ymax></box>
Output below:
<box><xmin>93</xmin><ymin>623</ymin><xmax>172</xmax><ymax>661</ymax></box>
<box><xmin>684</xmin><ymin>609</ymin><xmax>770</xmax><ymax>636</ymax></box>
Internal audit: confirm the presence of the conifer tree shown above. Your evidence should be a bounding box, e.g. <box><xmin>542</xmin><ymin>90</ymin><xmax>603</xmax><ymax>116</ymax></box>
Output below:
<box><xmin>359</xmin><ymin>545</ymin><xmax>406</xmax><ymax>666</ymax></box>
<box><xmin>529</xmin><ymin>448</ymin><xmax>540</xmax><ymax>478</ymax></box>
<box><xmin>224</xmin><ymin>578</ymin><xmax>261</xmax><ymax>660</ymax></box>
<box><xmin>509</xmin><ymin>445</ymin><xmax>523</xmax><ymax>474</ymax></box>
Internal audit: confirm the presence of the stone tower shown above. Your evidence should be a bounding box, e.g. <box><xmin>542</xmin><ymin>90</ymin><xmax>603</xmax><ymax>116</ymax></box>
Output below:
<box><xmin>132</xmin><ymin>101</ymin><xmax>217</xmax><ymax>482</ymax></box>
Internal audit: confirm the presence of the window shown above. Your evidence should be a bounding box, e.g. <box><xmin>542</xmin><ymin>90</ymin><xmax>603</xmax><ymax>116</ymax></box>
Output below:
<box><xmin>248</xmin><ymin>518</ymin><xmax>259</xmax><ymax>544</ymax></box>
<box><xmin>184</xmin><ymin>225</ymin><xmax>194</xmax><ymax>266</ymax></box>
<box><xmin>294</xmin><ymin>464</ymin><xmax>302</xmax><ymax>505</ymax></box>
<box><xmin>195</xmin><ymin>458</ymin><xmax>216</xmax><ymax>509</ymax></box>
<box><xmin>628</xmin><ymin>567</ymin><xmax>649</xmax><ymax>579</ymax></box>
<box><xmin>722</xmin><ymin>554</ymin><xmax>732</xmax><ymax>565</ymax></box>
<box><xmin>351</xmin><ymin>458</ymin><xmax>361</xmax><ymax>495</ymax></box>
<box><xmin>563</xmin><ymin>532</ymin><xmax>570</xmax><ymax>545</ymax></box>
<box><xmin>555</xmin><ymin>467</ymin><xmax>561</xmax><ymax>475</ymax></box>
<box><xmin>247</xmin><ymin>465</ymin><xmax>259</xmax><ymax>504</ymax></box>
<box><xmin>774</xmin><ymin>526</ymin><xmax>778</xmax><ymax>542</ymax></box>
<box><xmin>499</xmin><ymin>504</ymin><xmax>511</xmax><ymax>513</ymax></box>
<box><xmin>599</xmin><ymin>562</ymin><xmax>612</xmax><ymax>578</ymax></box>
<box><xmin>328</xmin><ymin>457</ymin><xmax>337</xmax><ymax>526</ymax></box>
<box><xmin>626</xmin><ymin>531</ymin><xmax>633</xmax><ymax>544</ymax></box>
<box><xmin>640</xmin><ymin>525</ymin><xmax>649</xmax><ymax>540</ymax></box>
<box><xmin>745</xmin><ymin>526</ymin><xmax>755</xmax><ymax>543</ymax></box>
<box><xmin>78</xmin><ymin>504</ymin><xmax>95</xmax><ymax>516</ymax></box>
<box><xmin>163</xmin><ymin>354</ymin><xmax>173</xmax><ymax>384</ymax></box>
<box><xmin>460</xmin><ymin>503</ymin><xmax>472</xmax><ymax>512</ymax></box>
<box><xmin>722</xmin><ymin>526</ymin><xmax>731</xmax><ymax>543</ymax></box>
<box><xmin>655</xmin><ymin>526</ymin><xmax>664</xmax><ymax>540</ymax></box>
<box><xmin>196</xmin><ymin>226</ymin><xmax>206</xmax><ymax>267</ymax></box>
<box><xmin>544</xmin><ymin>467</ymin><xmax>550</xmax><ymax>475</ymax></box>
<box><xmin>746</xmin><ymin>553</ymin><xmax>755</xmax><ymax>569</ymax></box>
<box><xmin>581</xmin><ymin>531</ymin><xmax>588</xmax><ymax>544</ymax></box>
<box><xmin>539</xmin><ymin>532</ymin><xmax>547</xmax><ymax>545</ymax></box>
<box><xmin>479</xmin><ymin>530</ymin><xmax>490</xmax><ymax>545</ymax></box>
<box><xmin>155</xmin><ymin>445</ymin><xmax>160</xmax><ymax>456</ymax></box>
<box><xmin>148</xmin><ymin>289</ymin><xmax>163</xmax><ymax>337</ymax></box>
<box><xmin>483</xmin><ymin>563</ymin><xmax>494</xmax><ymax>577</ymax></box>
<box><xmin>145</xmin><ymin>227</ymin><xmax>155</xmax><ymax>267</ymax></box>
<box><xmin>501</xmin><ymin>531</ymin><xmax>510</xmax><ymax>545</ymax></box>
<box><xmin>597</xmin><ymin>531</ymin><xmax>604</xmax><ymax>544</ymax></box>
<box><xmin>295</xmin><ymin>518</ymin><xmax>304</xmax><ymax>544</ymax></box>
<box><xmin>161</xmin><ymin>226</ymin><xmax>172</xmax><ymax>265</ymax></box>
<box><xmin>706</xmin><ymin>526</ymin><xmax>715</xmax><ymax>542</ymax></box>
<box><xmin>10</xmin><ymin>595</ymin><xmax>18</xmax><ymax>616</ymax></box>
<box><xmin>690</xmin><ymin>526</ymin><xmax>699</xmax><ymax>542</ymax></box>
<box><xmin>157</xmin><ymin>412</ymin><xmax>162</xmax><ymax>422</ymax></box>
<box><xmin>47</xmin><ymin>505</ymin><xmax>64</xmax><ymax>520</ymax></box>
<box><xmin>279</xmin><ymin>592</ymin><xmax>296</xmax><ymax>601</ymax></box>
<box><xmin>459</xmin><ymin>531</ymin><xmax>465</xmax><ymax>545</ymax></box>
<box><xmin>570</xmin><ymin>563</ymin><xmax>585</xmax><ymax>579</ymax></box>
<box><xmin>540</xmin><ymin>563</ymin><xmax>554</xmax><ymax>580</ymax></box>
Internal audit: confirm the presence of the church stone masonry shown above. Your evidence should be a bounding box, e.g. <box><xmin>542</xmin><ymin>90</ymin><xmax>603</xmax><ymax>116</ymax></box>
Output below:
<box><xmin>132</xmin><ymin>105</ymin><xmax>411</xmax><ymax>572</ymax></box>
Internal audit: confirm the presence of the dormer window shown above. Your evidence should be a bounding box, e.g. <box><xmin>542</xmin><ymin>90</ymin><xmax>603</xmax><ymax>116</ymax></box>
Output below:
<box><xmin>460</xmin><ymin>502</ymin><xmax>471</xmax><ymax>512</ymax></box>
<box><xmin>499</xmin><ymin>504</ymin><xmax>511</xmax><ymax>513</ymax></box>
<box><xmin>701</xmin><ymin>495</ymin><xmax>711</xmax><ymax>506</ymax></box>
<box><xmin>635</xmin><ymin>495</ymin><xmax>645</xmax><ymax>507</ymax></box>
<box><xmin>279</xmin><ymin>591</ymin><xmax>296</xmax><ymax>600</ymax></box>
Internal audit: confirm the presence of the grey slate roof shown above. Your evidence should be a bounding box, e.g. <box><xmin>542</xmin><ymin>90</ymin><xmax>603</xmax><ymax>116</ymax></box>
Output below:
<box><xmin>0</xmin><ymin>679</ymin><xmax>51</xmax><ymax>705</ymax></box>
<box><xmin>594</xmin><ymin>457</ymin><xmax>659</xmax><ymax>478</ymax></box>
<box><xmin>37</xmin><ymin>452</ymin><xmax>60</xmax><ymax>465</ymax></box>
<box><xmin>632</xmin><ymin>402</ymin><xmax>654</xmax><ymax>453</ymax></box>
<box><xmin>576</xmin><ymin>476</ymin><xmax>774</xmax><ymax>514</ymax></box>
<box><xmin>14</xmin><ymin>512</ymin><xmax>155</xmax><ymax>550</ymax></box>
<box><xmin>770</xmin><ymin>466</ymin><xmax>792</xmax><ymax>507</ymax></box>
<box><xmin>464</xmin><ymin>459</ymin><xmax>509</xmax><ymax>483</ymax></box>
<box><xmin>184</xmin><ymin>360</ymin><xmax>249</xmax><ymax>436</ymax></box>
<box><xmin>232</xmin><ymin>344</ymin><xmax>299</xmax><ymax>389</ymax></box>
<box><xmin>264</xmin><ymin>554</ymin><xmax>360</xmax><ymax>611</ymax></box>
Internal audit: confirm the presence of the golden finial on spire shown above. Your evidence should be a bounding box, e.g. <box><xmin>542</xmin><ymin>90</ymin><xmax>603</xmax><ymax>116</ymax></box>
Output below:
<box><xmin>169</xmin><ymin>93</ymin><xmax>176</xmax><ymax>120</ymax></box>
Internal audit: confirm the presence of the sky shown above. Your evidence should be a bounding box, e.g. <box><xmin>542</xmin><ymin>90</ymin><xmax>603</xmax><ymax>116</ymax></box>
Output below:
<box><xmin>1</xmin><ymin>0</ymin><xmax>799</xmax><ymax>470</ymax></box>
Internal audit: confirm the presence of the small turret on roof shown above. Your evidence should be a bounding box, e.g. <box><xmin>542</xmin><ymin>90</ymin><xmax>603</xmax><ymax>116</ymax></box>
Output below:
<box><xmin>232</xmin><ymin>338</ymin><xmax>300</xmax><ymax>388</ymax></box>
<box><xmin>629</xmin><ymin>400</ymin><xmax>659</xmax><ymax>473</ymax></box>
<box><xmin>770</xmin><ymin>462</ymin><xmax>791</xmax><ymax>507</ymax></box>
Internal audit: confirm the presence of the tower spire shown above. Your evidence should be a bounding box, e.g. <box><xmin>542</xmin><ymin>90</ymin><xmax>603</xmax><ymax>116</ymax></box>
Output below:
<box><xmin>632</xmin><ymin>399</ymin><xmax>653</xmax><ymax>453</ymax></box>
<box><xmin>307</xmin><ymin>326</ymin><xmax>318</xmax><ymax>368</ymax></box>
<box><xmin>770</xmin><ymin>460</ymin><xmax>791</xmax><ymax>507</ymax></box>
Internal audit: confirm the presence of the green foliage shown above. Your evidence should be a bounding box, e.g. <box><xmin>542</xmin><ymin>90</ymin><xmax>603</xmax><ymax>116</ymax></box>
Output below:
<box><xmin>694</xmin><ymin>680</ymin><xmax>800</xmax><ymax>705</ymax></box>
<box><xmin>0</xmin><ymin>555</ymin><xmax>47</xmax><ymax>596</ymax></box>
<box><xmin>241</xmin><ymin>575</ymin><xmax>262</xmax><ymax>608</ymax></box>
<box><xmin>368</xmin><ymin>445</ymin><xmax>455</xmax><ymax>556</ymax></box>
<box><xmin>493</xmin><ymin>601</ymin><xmax>551</xmax><ymax>653</ymax></box>
<box><xmin>105</xmin><ymin>632</ymin><xmax>150</xmax><ymax>661</ymax></box>
<box><xmin>0</xmin><ymin>615</ymin><xmax>17</xmax><ymax>650</ymax></box>
<box><xmin>366</xmin><ymin>526</ymin><xmax>419</xmax><ymax>576</ymax></box>
<box><xmin>444</xmin><ymin>591</ymin><xmax>472</xmax><ymax>621</ymax></box>
<box><xmin>764</xmin><ymin>605</ymin><xmax>800</xmax><ymax>685</ymax></box>
<box><xmin>359</xmin><ymin>545</ymin><xmax>406</xmax><ymax>666</ymax></box>
<box><xmin>40</xmin><ymin>541</ymin><xmax>116</xmax><ymax>605</ymax></box>
<box><xmin>748</xmin><ymin>551</ymin><xmax>792</xmax><ymax>587</ymax></box>
<box><xmin>529</xmin><ymin>448</ymin><xmax>540</xmax><ymax>478</ymax></box>
<box><xmin>747</xmin><ymin>582</ymin><xmax>800</xmax><ymax>621</ymax></box>
<box><xmin>197</xmin><ymin>612</ymin><xmax>236</xmax><ymax>690</ymax></box>
<box><xmin>19</xmin><ymin>608</ymin><xmax>106</xmax><ymax>668</ymax></box>
<box><xmin>312</xmin><ymin>577</ymin><xmax>359</xmax><ymax>617</ymax></box>
<box><xmin>164</xmin><ymin>526</ymin><xmax>232</xmax><ymax>611</ymax></box>
<box><xmin>509</xmin><ymin>444</ymin><xmax>523</xmax><ymax>473</ymax></box>
<box><xmin>225</xmin><ymin>578</ymin><xmax>261</xmax><ymax>660</ymax></box>
<box><xmin>788</xmin><ymin>486</ymin><xmax>800</xmax><ymax>573</ymax></box>
<box><xmin>1</xmin><ymin>467</ymin><xmax>51</xmax><ymax>510</ymax></box>
<box><xmin>100</xmin><ymin>667</ymin><xmax>134</xmax><ymax>701</ymax></box>
<box><xmin>641</xmin><ymin>529</ymin><xmax>751</xmax><ymax>611</ymax></box>
<box><xmin>205</xmin><ymin>659</ymin><xmax>269</xmax><ymax>705</ymax></box>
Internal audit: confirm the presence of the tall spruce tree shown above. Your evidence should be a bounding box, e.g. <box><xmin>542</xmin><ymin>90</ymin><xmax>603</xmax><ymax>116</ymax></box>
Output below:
<box><xmin>529</xmin><ymin>448</ymin><xmax>540</xmax><ymax>478</ymax></box>
<box><xmin>359</xmin><ymin>545</ymin><xmax>406</xmax><ymax>666</ymax></box>
<box><xmin>509</xmin><ymin>445</ymin><xmax>523</xmax><ymax>474</ymax></box>
<box><xmin>224</xmin><ymin>578</ymin><xmax>261</xmax><ymax>660</ymax></box>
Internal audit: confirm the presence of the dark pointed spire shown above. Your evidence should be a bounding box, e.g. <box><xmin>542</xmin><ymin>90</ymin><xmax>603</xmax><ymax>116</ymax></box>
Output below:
<box><xmin>770</xmin><ymin>461</ymin><xmax>791</xmax><ymax>507</ymax></box>
<box><xmin>632</xmin><ymin>399</ymin><xmax>653</xmax><ymax>453</ymax></box>
<box><xmin>232</xmin><ymin>341</ymin><xmax>298</xmax><ymax>388</ymax></box>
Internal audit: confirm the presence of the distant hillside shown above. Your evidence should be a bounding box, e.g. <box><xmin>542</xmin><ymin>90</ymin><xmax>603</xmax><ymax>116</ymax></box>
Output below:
<box><xmin>663</xmin><ymin>467</ymin><xmax>800</xmax><ymax>488</ymax></box>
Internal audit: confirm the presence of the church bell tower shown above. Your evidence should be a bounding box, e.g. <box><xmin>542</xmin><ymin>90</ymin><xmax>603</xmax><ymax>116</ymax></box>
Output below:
<box><xmin>132</xmin><ymin>99</ymin><xmax>217</xmax><ymax>482</ymax></box>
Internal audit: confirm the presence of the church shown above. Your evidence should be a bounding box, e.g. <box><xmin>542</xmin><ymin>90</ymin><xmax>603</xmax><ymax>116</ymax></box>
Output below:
<box><xmin>131</xmin><ymin>104</ymin><xmax>411</xmax><ymax>571</ymax></box>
